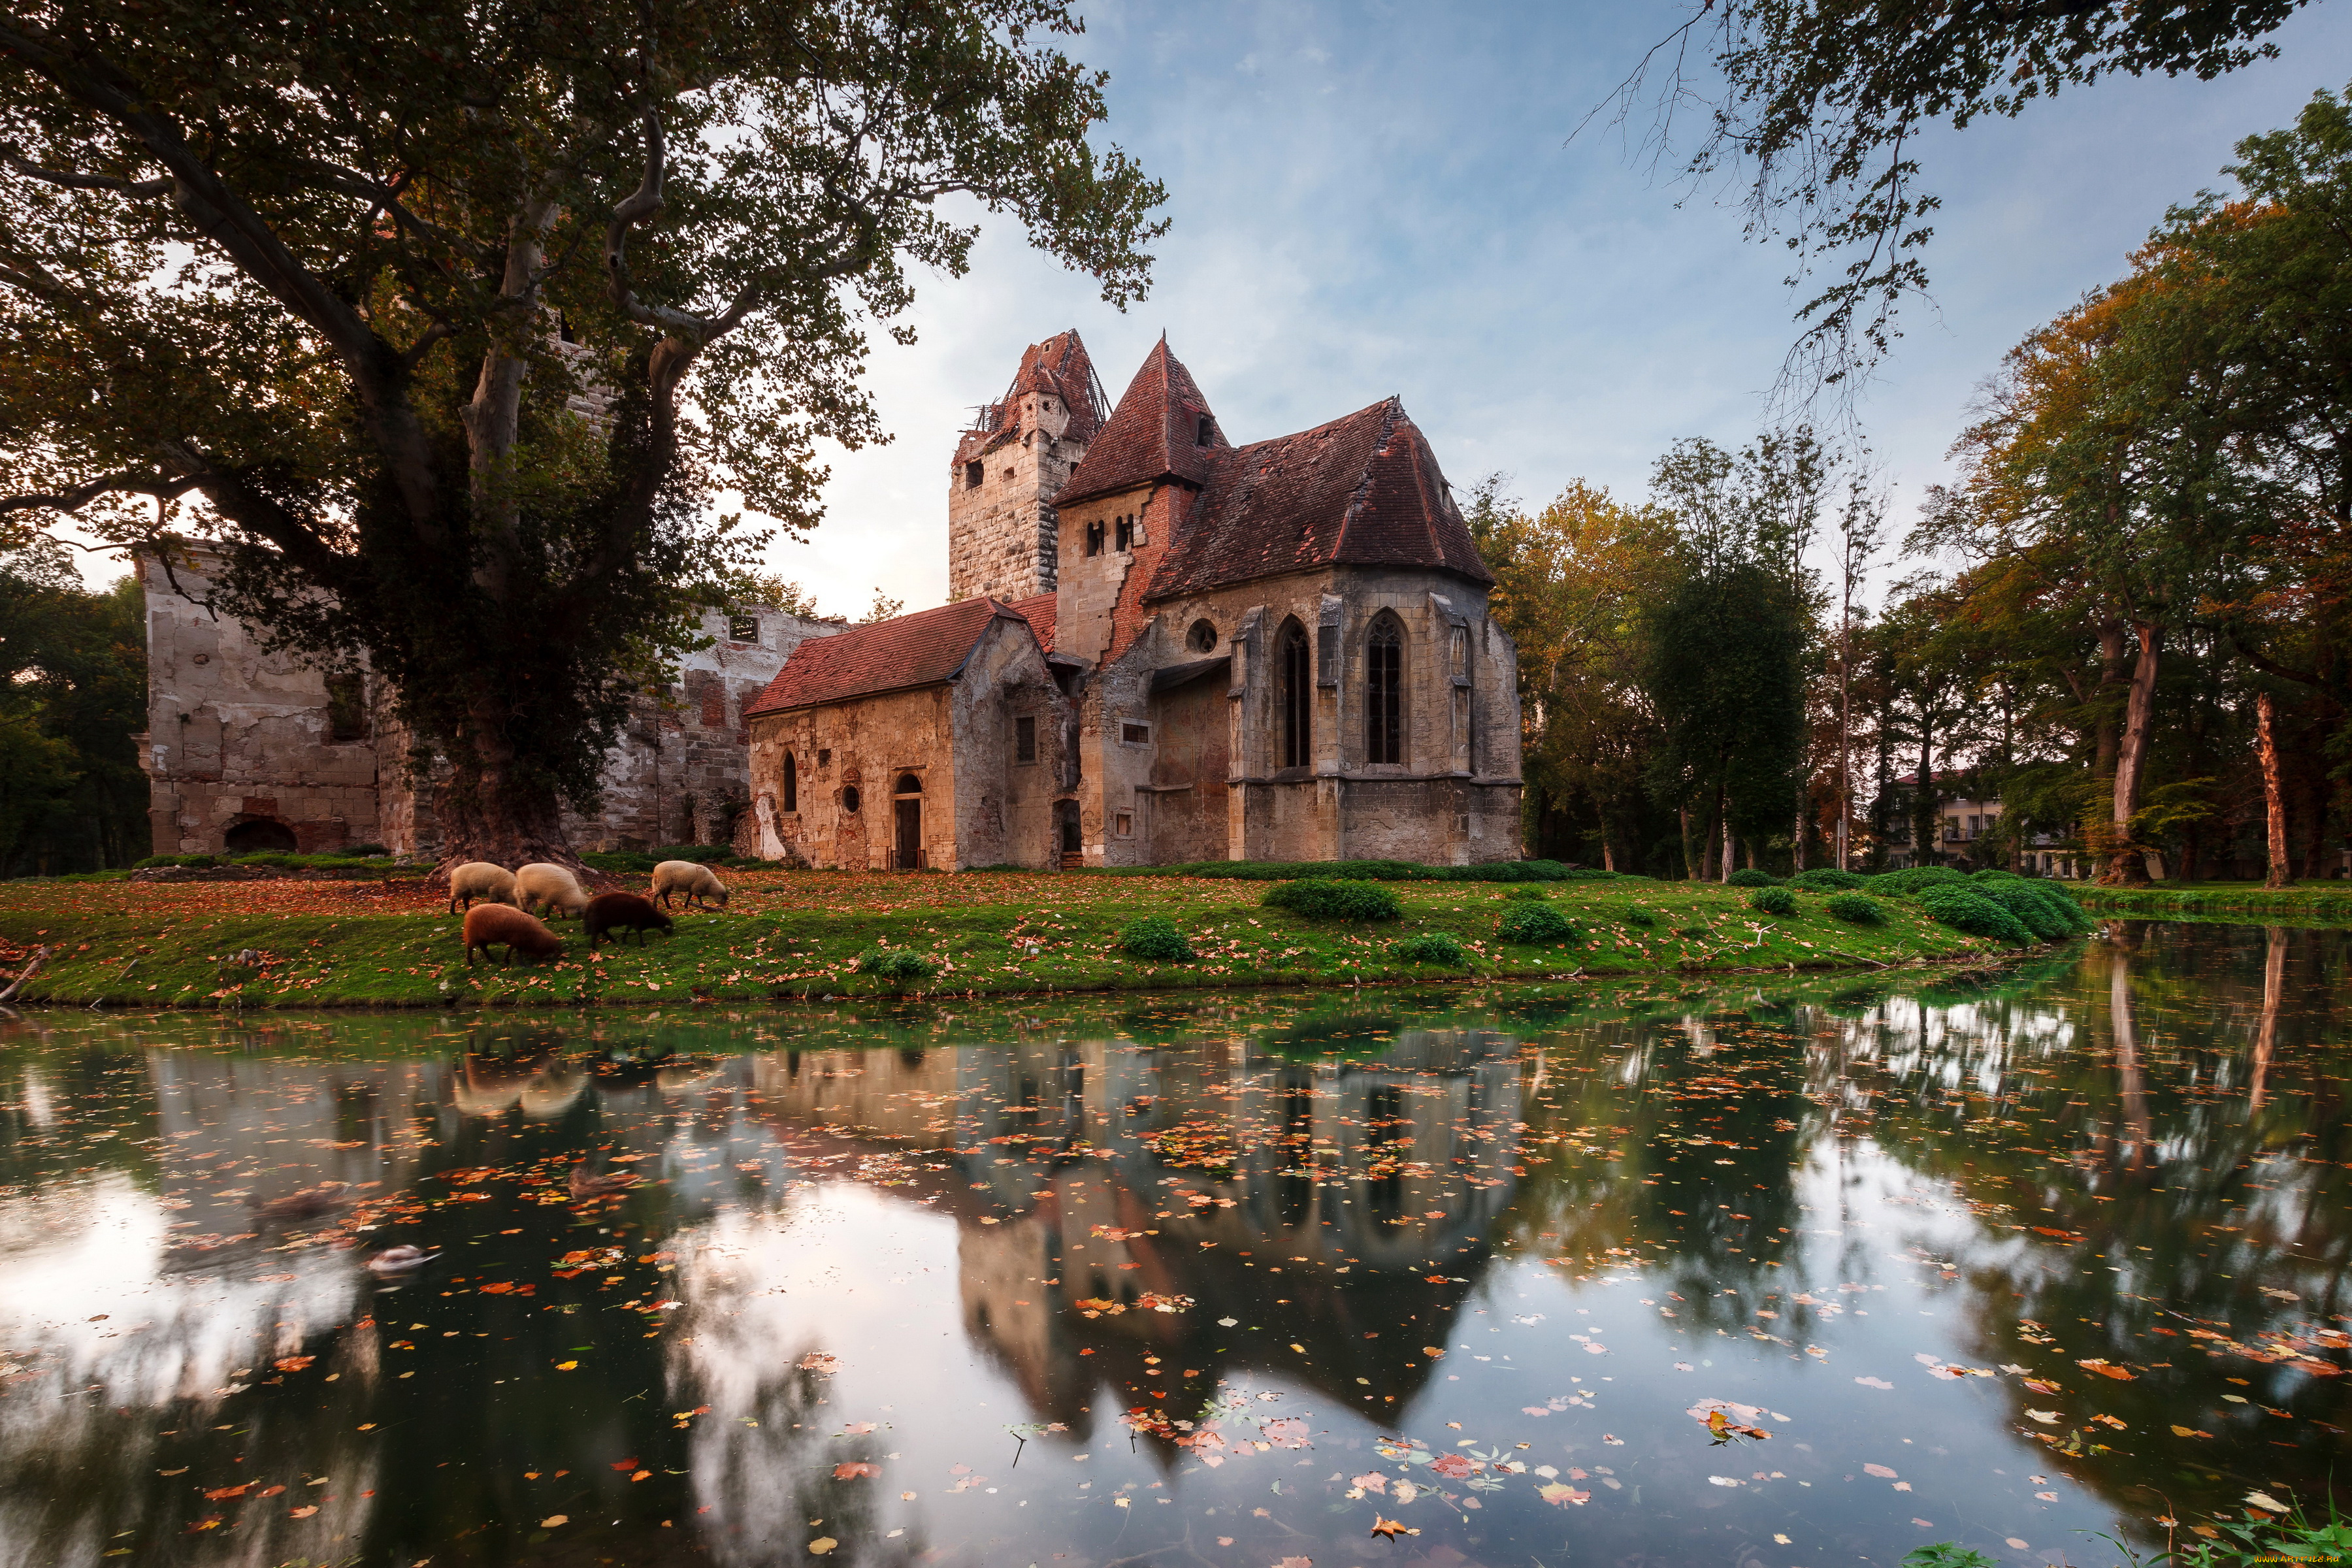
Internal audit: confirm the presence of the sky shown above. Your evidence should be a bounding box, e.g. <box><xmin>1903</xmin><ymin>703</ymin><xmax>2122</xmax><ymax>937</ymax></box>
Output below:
<box><xmin>752</xmin><ymin>0</ymin><xmax>2352</xmax><ymax>621</ymax></box>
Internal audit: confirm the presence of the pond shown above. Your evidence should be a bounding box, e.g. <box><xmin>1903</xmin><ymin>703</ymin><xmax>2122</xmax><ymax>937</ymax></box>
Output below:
<box><xmin>0</xmin><ymin>921</ymin><xmax>2344</xmax><ymax>1568</ymax></box>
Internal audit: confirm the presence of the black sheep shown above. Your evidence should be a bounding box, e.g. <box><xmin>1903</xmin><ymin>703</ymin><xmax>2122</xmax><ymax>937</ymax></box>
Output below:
<box><xmin>585</xmin><ymin>892</ymin><xmax>675</xmax><ymax>949</ymax></box>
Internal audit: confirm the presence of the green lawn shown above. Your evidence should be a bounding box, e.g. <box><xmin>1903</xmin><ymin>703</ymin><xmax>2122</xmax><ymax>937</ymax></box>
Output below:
<box><xmin>0</xmin><ymin>875</ymin><xmax>1999</xmax><ymax>1009</ymax></box>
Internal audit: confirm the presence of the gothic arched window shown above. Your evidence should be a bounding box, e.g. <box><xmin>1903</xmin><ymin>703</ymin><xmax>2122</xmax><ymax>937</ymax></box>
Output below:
<box><xmin>1365</xmin><ymin>613</ymin><xmax>1403</xmax><ymax>765</ymax></box>
<box><xmin>1275</xmin><ymin>619</ymin><xmax>1312</xmax><ymax>770</ymax></box>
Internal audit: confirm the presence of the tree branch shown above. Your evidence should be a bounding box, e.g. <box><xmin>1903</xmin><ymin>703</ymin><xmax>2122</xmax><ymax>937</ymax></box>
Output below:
<box><xmin>0</xmin><ymin>147</ymin><xmax>171</xmax><ymax>196</ymax></box>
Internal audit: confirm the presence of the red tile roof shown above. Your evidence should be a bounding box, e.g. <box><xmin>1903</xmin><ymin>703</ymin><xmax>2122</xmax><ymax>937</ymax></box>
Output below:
<box><xmin>1143</xmin><ymin>397</ymin><xmax>1493</xmax><ymax>600</ymax></box>
<box><xmin>1005</xmin><ymin>592</ymin><xmax>1056</xmax><ymax>652</ymax></box>
<box><xmin>1054</xmin><ymin>337</ymin><xmax>1228</xmax><ymax>508</ymax></box>
<box><xmin>953</xmin><ymin>331</ymin><xmax>1105</xmax><ymax>465</ymax></box>
<box><xmin>744</xmin><ymin>597</ymin><xmax>1043</xmax><ymax>717</ymax></box>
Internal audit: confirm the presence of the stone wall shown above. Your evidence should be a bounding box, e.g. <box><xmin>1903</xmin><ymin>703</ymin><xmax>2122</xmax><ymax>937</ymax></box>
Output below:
<box><xmin>947</xmin><ymin>388</ymin><xmax>1090</xmax><ymax>604</ymax></box>
<box><xmin>139</xmin><ymin>546</ymin><xmax>842</xmax><ymax>858</ymax></box>
<box><xmin>744</xmin><ymin>617</ymin><xmax>1070</xmax><ymax>871</ymax></box>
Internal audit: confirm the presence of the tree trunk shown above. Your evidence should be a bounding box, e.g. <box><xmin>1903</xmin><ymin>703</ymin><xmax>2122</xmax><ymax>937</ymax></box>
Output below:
<box><xmin>2257</xmin><ymin>690</ymin><xmax>2293</xmax><ymax>890</ymax></box>
<box><xmin>1793</xmin><ymin>783</ymin><xmax>1808</xmax><ymax>872</ymax></box>
<box><xmin>1678</xmin><ymin>804</ymin><xmax>1693</xmax><ymax>882</ymax></box>
<box><xmin>428</xmin><ymin>698</ymin><xmax>602</xmax><ymax>884</ymax></box>
<box><xmin>1836</xmin><ymin>614</ymin><xmax>1852</xmax><ymax>872</ymax></box>
<box><xmin>2102</xmin><ymin>622</ymin><xmax>2161</xmax><ymax>885</ymax></box>
<box><xmin>1912</xmin><ymin>728</ymin><xmax>1937</xmax><ymax>868</ymax></box>
<box><xmin>1720</xmin><ymin>809</ymin><xmax>1733</xmax><ymax>884</ymax></box>
<box><xmin>2249</xmin><ymin>925</ymin><xmax>2285</xmax><ymax>1109</ymax></box>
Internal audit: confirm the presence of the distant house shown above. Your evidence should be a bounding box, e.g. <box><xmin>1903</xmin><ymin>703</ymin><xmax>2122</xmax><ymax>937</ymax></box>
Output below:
<box><xmin>1874</xmin><ymin>770</ymin><xmax>2082</xmax><ymax>877</ymax></box>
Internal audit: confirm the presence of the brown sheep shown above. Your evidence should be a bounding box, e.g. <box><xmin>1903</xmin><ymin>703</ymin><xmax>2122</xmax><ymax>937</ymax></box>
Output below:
<box><xmin>463</xmin><ymin>904</ymin><xmax>566</xmax><ymax>966</ymax></box>
<box><xmin>651</xmin><ymin>859</ymin><xmax>730</xmax><ymax>911</ymax></box>
<box><xmin>585</xmin><ymin>892</ymin><xmax>675</xmax><ymax>949</ymax></box>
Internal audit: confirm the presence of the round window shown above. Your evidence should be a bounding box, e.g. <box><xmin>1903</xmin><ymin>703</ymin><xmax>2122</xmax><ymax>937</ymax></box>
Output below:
<box><xmin>1186</xmin><ymin>618</ymin><xmax>1217</xmax><ymax>654</ymax></box>
<box><xmin>841</xmin><ymin>785</ymin><xmax>861</xmax><ymax>813</ymax></box>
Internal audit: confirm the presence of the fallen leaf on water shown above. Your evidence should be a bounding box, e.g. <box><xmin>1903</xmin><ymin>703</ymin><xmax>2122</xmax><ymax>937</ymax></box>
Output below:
<box><xmin>2007</xmin><ymin>1540</ymin><xmax>2031</xmax><ymax>1550</ymax></box>
<box><xmin>809</xmin><ymin>1537</ymin><xmax>838</xmax><ymax>1555</ymax></box>
<box><xmin>289</xmin><ymin>1506</ymin><xmax>318</xmax><ymax>1520</ymax></box>
<box><xmin>1774</xmin><ymin>1535</ymin><xmax>1792</xmax><ymax>1545</ymax></box>
<box><xmin>540</xmin><ymin>1516</ymin><xmax>567</xmax><ymax>1528</ymax></box>
<box><xmin>203</xmin><ymin>1484</ymin><xmax>252</xmax><ymax>1501</ymax></box>
<box><xmin>1854</xmin><ymin>1377</ymin><xmax>1894</xmax><ymax>1390</ymax></box>
<box><xmin>555</xmin><ymin>1361</ymin><xmax>578</xmax><ymax>1371</ymax></box>
<box><xmin>1865</xmin><ymin>1464</ymin><xmax>1899</xmax><ymax>1479</ymax></box>
<box><xmin>2027</xmin><ymin>1411</ymin><xmax>2060</xmax><ymax>1424</ymax></box>
<box><xmin>2246</xmin><ymin>1492</ymin><xmax>2288</xmax><ymax>1513</ymax></box>
<box><xmin>2170</xmin><ymin>1425</ymin><xmax>2214</xmax><ymax>1439</ymax></box>
<box><xmin>1369</xmin><ymin>1516</ymin><xmax>1418</xmax><ymax>1539</ymax></box>
<box><xmin>1278</xmin><ymin>1558</ymin><xmax>1313</xmax><ymax>1567</ymax></box>
<box><xmin>834</xmin><ymin>1462</ymin><xmax>880</xmax><ymax>1480</ymax></box>
<box><xmin>1707</xmin><ymin>1476</ymin><xmax>1741</xmax><ymax>1488</ymax></box>
<box><xmin>1351</xmin><ymin>1473</ymin><xmax>1388</xmax><ymax>1494</ymax></box>
<box><xmin>611</xmin><ymin>1458</ymin><xmax>642</xmax><ymax>1472</ymax></box>
<box><xmin>1539</xmin><ymin>1482</ymin><xmax>1593</xmax><ymax>1506</ymax></box>
<box><xmin>2023</xmin><ymin>1379</ymin><xmax>2061</xmax><ymax>1394</ymax></box>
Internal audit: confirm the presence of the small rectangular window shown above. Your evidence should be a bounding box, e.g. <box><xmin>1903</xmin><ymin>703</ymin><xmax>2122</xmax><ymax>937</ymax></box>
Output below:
<box><xmin>1121</xmin><ymin>722</ymin><xmax>1151</xmax><ymax>745</ymax></box>
<box><xmin>817</xmin><ymin>749</ymin><xmax>832</xmax><ymax>771</ymax></box>
<box><xmin>1115</xmin><ymin>515</ymin><xmax>1134</xmax><ymax>551</ymax></box>
<box><xmin>1114</xmin><ymin>811</ymin><xmax>1134</xmax><ymax>838</ymax></box>
<box><xmin>1015</xmin><ymin>715</ymin><xmax>1037</xmax><ymax>764</ymax></box>
<box><xmin>728</xmin><ymin>613</ymin><xmax>759</xmax><ymax>642</ymax></box>
<box><xmin>326</xmin><ymin>673</ymin><xmax>367</xmax><ymax>743</ymax></box>
<box><xmin>1085</xmin><ymin>520</ymin><xmax>1105</xmax><ymax>557</ymax></box>
<box><xmin>965</xmin><ymin>461</ymin><xmax>983</xmax><ymax>490</ymax></box>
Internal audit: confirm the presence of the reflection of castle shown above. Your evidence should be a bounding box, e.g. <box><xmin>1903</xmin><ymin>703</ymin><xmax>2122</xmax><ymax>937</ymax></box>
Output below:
<box><xmin>747</xmin><ymin>1032</ymin><xmax>1523</xmax><ymax>1439</ymax></box>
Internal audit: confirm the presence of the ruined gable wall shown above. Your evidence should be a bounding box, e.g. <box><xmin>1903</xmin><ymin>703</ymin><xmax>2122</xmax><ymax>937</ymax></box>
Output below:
<box><xmin>137</xmin><ymin>551</ymin><xmax>382</xmax><ymax>855</ymax></box>
<box><xmin>744</xmin><ymin>683</ymin><xmax>955</xmax><ymax>871</ymax></box>
<box><xmin>946</xmin><ymin>619</ymin><xmax>1069</xmax><ymax>871</ymax></box>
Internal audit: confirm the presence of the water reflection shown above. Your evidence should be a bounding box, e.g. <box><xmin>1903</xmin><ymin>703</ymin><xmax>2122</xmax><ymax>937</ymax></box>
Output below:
<box><xmin>0</xmin><ymin>925</ymin><xmax>2342</xmax><ymax>1568</ymax></box>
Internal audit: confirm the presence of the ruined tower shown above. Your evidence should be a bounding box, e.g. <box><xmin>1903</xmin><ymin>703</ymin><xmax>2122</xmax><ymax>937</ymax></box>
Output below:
<box><xmin>947</xmin><ymin>331</ymin><xmax>1106</xmax><ymax>603</ymax></box>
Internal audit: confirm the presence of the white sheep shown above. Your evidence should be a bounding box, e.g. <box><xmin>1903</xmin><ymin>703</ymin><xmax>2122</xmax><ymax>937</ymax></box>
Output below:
<box><xmin>651</xmin><ymin>858</ymin><xmax>730</xmax><ymax>911</ymax></box>
<box><xmin>514</xmin><ymin>862</ymin><xmax>592</xmax><ymax>920</ymax></box>
<box><xmin>446</xmin><ymin>861</ymin><xmax>517</xmax><ymax>914</ymax></box>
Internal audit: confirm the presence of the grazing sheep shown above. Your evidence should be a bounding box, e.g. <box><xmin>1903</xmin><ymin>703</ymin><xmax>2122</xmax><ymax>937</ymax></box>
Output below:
<box><xmin>514</xmin><ymin>862</ymin><xmax>592</xmax><ymax>920</ymax></box>
<box><xmin>585</xmin><ymin>891</ymin><xmax>674</xmax><ymax>949</ymax></box>
<box><xmin>651</xmin><ymin>858</ymin><xmax>730</xmax><ymax>911</ymax></box>
<box><xmin>463</xmin><ymin>904</ymin><xmax>565</xmax><ymax>966</ymax></box>
<box><xmin>446</xmin><ymin>861</ymin><xmax>517</xmax><ymax>914</ymax></box>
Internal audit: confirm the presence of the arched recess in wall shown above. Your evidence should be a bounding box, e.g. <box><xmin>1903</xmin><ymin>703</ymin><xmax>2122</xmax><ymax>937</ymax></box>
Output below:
<box><xmin>1274</xmin><ymin>617</ymin><xmax>1312</xmax><ymax>771</ymax></box>
<box><xmin>1365</xmin><ymin>612</ymin><xmax>1405</xmax><ymax>765</ymax></box>
<box><xmin>225</xmin><ymin>817</ymin><xmax>299</xmax><ymax>855</ymax></box>
<box><xmin>781</xmin><ymin>751</ymin><xmax>797</xmax><ymax>813</ymax></box>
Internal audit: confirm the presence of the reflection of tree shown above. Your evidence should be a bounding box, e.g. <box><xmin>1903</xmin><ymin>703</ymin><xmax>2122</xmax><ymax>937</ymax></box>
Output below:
<box><xmin>1852</xmin><ymin>928</ymin><xmax>2352</xmax><ymax>1539</ymax></box>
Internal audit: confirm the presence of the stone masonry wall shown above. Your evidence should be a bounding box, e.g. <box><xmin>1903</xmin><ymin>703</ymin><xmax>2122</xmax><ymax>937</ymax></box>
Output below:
<box><xmin>140</xmin><ymin>546</ymin><xmax>842</xmax><ymax>858</ymax></box>
<box><xmin>947</xmin><ymin>389</ymin><xmax>1089</xmax><ymax>604</ymax></box>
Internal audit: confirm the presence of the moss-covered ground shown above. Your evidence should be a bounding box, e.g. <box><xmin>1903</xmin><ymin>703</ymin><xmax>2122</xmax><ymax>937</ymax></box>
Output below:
<box><xmin>0</xmin><ymin>868</ymin><xmax>2001</xmax><ymax>1009</ymax></box>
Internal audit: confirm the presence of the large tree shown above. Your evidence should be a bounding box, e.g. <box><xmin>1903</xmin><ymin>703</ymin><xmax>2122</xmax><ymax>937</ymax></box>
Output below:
<box><xmin>0</xmin><ymin>0</ymin><xmax>1163</xmax><ymax>870</ymax></box>
<box><xmin>1589</xmin><ymin>0</ymin><xmax>2312</xmax><ymax>400</ymax></box>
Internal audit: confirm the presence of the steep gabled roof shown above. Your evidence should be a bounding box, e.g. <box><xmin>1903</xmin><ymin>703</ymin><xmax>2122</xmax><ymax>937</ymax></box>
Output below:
<box><xmin>744</xmin><ymin>597</ymin><xmax>1041</xmax><ymax>717</ymax></box>
<box><xmin>1055</xmin><ymin>337</ymin><xmax>1228</xmax><ymax>508</ymax></box>
<box><xmin>1143</xmin><ymin>397</ymin><xmax>1493</xmax><ymax>600</ymax></box>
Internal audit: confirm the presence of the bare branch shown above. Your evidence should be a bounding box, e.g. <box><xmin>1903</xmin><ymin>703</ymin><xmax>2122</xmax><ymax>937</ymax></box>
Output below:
<box><xmin>0</xmin><ymin>148</ymin><xmax>171</xmax><ymax>196</ymax></box>
<box><xmin>0</xmin><ymin>470</ymin><xmax>203</xmax><ymax>515</ymax></box>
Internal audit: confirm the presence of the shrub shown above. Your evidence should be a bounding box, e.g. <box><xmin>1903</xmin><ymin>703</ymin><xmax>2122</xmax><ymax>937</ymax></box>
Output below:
<box><xmin>857</xmin><ymin>949</ymin><xmax>938</xmax><ymax>985</ymax></box>
<box><xmin>581</xmin><ymin>851</ymin><xmax>659</xmax><ymax>874</ymax></box>
<box><xmin>1870</xmin><ymin>865</ymin><xmax>1969</xmax><ymax>896</ymax></box>
<box><xmin>342</xmin><ymin>842</ymin><xmax>389</xmax><ymax>858</ymax></box>
<box><xmin>1497</xmin><ymin>902</ymin><xmax>1579</xmax><ymax>945</ymax></box>
<box><xmin>1262</xmin><ymin>879</ymin><xmax>1404</xmax><ymax>922</ymax></box>
<box><xmin>1622</xmin><ymin>906</ymin><xmax>1658</xmax><ymax>926</ymax></box>
<box><xmin>1392</xmin><ymin>932</ymin><xmax>1471</xmax><ymax>966</ymax></box>
<box><xmin>1789</xmin><ymin>868</ymin><xmax>1866</xmax><ymax>891</ymax></box>
<box><xmin>1748</xmin><ymin>885</ymin><xmax>1797</xmax><ymax>916</ymax></box>
<box><xmin>1725</xmin><ymin>868</ymin><xmax>1780</xmax><ymax>887</ymax></box>
<box><xmin>1825</xmin><ymin>892</ymin><xmax>1886</xmax><ymax>924</ymax></box>
<box><xmin>1976</xmin><ymin>878</ymin><xmax>2071</xmax><ymax>939</ymax></box>
<box><xmin>1504</xmin><ymin>884</ymin><xmax>1551</xmax><ymax>901</ymax></box>
<box><xmin>1969</xmin><ymin>868</ymin><xmax>2021</xmax><ymax>882</ymax></box>
<box><xmin>1916</xmin><ymin>883</ymin><xmax>2033</xmax><ymax>944</ymax></box>
<box><xmin>1121</xmin><ymin>915</ymin><xmax>1197</xmax><ymax>963</ymax></box>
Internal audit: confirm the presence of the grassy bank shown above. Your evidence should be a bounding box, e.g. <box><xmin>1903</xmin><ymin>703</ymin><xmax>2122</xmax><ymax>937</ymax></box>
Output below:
<box><xmin>0</xmin><ymin>871</ymin><xmax>2001</xmax><ymax>1009</ymax></box>
<box><xmin>2071</xmin><ymin>880</ymin><xmax>2352</xmax><ymax>924</ymax></box>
